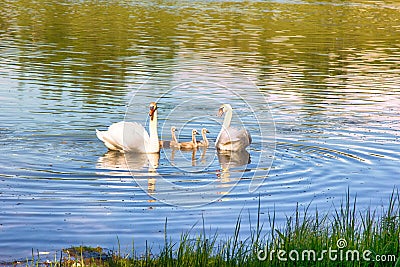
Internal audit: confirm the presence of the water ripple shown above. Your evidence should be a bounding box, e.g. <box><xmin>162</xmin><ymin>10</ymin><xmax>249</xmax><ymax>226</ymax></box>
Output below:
<box><xmin>1</xmin><ymin>0</ymin><xmax>400</xmax><ymax>261</ymax></box>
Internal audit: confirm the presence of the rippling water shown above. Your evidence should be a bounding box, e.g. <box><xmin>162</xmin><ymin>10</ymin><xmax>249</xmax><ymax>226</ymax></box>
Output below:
<box><xmin>1</xmin><ymin>0</ymin><xmax>400</xmax><ymax>262</ymax></box>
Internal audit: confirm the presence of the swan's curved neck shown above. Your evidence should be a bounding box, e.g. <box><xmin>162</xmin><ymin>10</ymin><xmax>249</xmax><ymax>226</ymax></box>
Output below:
<box><xmin>222</xmin><ymin>108</ymin><xmax>232</xmax><ymax>129</ymax></box>
<box><xmin>216</xmin><ymin>107</ymin><xmax>233</xmax><ymax>145</ymax></box>
<box><xmin>148</xmin><ymin>111</ymin><xmax>159</xmax><ymax>152</ymax></box>
<box><xmin>202</xmin><ymin>132</ymin><xmax>208</xmax><ymax>145</ymax></box>
<box><xmin>192</xmin><ymin>132</ymin><xmax>197</xmax><ymax>144</ymax></box>
<box><xmin>171</xmin><ymin>129</ymin><xmax>178</xmax><ymax>143</ymax></box>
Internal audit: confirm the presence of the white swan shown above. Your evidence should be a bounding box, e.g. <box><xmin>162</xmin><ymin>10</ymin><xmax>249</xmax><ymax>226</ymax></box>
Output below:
<box><xmin>215</xmin><ymin>104</ymin><xmax>251</xmax><ymax>151</ymax></box>
<box><xmin>96</xmin><ymin>102</ymin><xmax>160</xmax><ymax>153</ymax></box>
<box><xmin>197</xmin><ymin>128</ymin><xmax>210</xmax><ymax>147</ymax></box>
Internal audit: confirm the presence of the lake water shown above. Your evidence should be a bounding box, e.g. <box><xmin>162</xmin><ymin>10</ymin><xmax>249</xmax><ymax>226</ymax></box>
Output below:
<box><xmin>1</xmin><ymin>0</ymin><xmax>399</xmax><ymax>262</ymax></box>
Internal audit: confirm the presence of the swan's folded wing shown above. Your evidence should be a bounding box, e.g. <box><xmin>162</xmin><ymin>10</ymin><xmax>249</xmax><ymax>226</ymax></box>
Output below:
<box><xmin>107</xmin><ymin>121</ymin><xmax>150</xmax><ymax>152</ymax></box>
<box><xmin>96</xmin><ymin>129</ymin><xmax>123</xmax><ymax>151</ymax></box>
<box><xmin>96</xmin><ymin>121</ymin><xmax>151</xmax><ymax>153</ymax></box>
<box><xmin>242</xmin><ymin>128</ymin><xmax>252</xmax><ymax>146</ymax></box>
<box><xmin>96</xmin><ymin>129</ymin><xmax>105</xmax><ymax>142</ymax></box>
<box><xmin>216</xmin><ymin>127</ymin><xmax>251</xmax><ymax>151</ymax></box>
<box><xmin>218</xmin><ymin>127</ymin><xmax>245</xmax><ymax>144</ymax></box>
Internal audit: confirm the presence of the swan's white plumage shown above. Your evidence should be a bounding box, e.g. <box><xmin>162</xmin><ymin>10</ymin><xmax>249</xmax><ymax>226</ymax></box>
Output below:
<box><xmin>96</xmin><ymin>102</ymin><xmax>159</xmax><ymax>153</ymax></box>
<box><xmin>215</xmin><ymin>104</ymin><xmax>251</xmax><ymax>151</ymax></box>
<box><xmin>96</xmin><ymin>121</ymin><xmax>149</xmax><ymax>153</ymax></box>
<box><xmin>216</xmin><ymin>127</ymin><xmax>251</xmax><ymax>151</ymax></box>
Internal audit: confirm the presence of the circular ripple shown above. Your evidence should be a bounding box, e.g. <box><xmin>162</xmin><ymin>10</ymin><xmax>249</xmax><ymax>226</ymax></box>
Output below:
<box><xmin>123</xmin><ymin>60</ymin><xmax>276</xmax><ymax>207</ymax></box>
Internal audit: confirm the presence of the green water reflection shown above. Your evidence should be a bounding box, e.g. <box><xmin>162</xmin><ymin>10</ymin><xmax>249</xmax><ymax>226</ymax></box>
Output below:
<box><xmin>1</xmin><ymin>1</ymin><xmax>399</xmax><ymax>101</ymax></box>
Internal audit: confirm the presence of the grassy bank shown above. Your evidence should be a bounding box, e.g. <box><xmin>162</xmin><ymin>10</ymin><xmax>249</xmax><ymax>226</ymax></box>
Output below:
<box><xmin>22</xmin><ymin>190</ymin><xmax>400</xmax><ymax>266</ymax></box>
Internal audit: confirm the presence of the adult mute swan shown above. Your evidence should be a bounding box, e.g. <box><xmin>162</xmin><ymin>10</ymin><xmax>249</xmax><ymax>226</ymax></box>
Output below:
<box><xmin>96</xmin><ymin>102</ymin><xmax>160</xmax><ymax>153</ymax></box>
<box><xmin>197</xmin><ymin>128</ymin><xmax>210</xmax><ymax>147</ymax></box>
<box><xmin>215</xmin><ymin>104</ymin><xmax>251</xmax><ymax>151</ymax></box>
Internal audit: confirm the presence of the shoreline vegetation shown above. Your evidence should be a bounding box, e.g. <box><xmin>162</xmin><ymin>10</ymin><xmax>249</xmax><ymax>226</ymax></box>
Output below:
<box><xmin>12</xmin><ymin>190</ymin><xmax>400</xmax><ymax>266</ymax></box>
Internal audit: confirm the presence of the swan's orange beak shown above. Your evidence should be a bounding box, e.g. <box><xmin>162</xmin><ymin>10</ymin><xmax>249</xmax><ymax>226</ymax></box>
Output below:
<box><xmin>149</xmin><ymin>105</ymin><xmax>157</xmax><ymax>120</ymax></box>
<box><xmin>218</xmin><ymin>107</ymin><xmax>224</xmax><ymax>117</ymax></box>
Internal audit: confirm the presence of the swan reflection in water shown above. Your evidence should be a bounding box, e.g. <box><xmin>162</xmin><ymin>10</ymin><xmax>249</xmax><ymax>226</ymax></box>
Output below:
<box><xmin>216</xmin><ymin>149</ymin><xmax>251</xmax><ymax>195</ymax></box>
<box><xmin>97</xmin><ymin>151</ymin><xmax>159</xmax><ymax>173</ymax></box>
<box><xmin>169</xmin><ymin>147</ymin><xmax>209</xmax><ymax>167</ymax></box>
<box><xmin>96</xmin><ymin>148</ymin><xmax>251</xmax><ymax>203</ymax></box>
<box><xmin>96</xmin><ymin>151</ymin><xmax>159</xmax><ymax>200</ymax></box>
